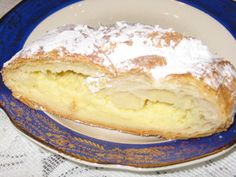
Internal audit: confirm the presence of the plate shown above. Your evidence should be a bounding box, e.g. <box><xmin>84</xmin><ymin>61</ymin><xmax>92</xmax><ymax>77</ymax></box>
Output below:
<box><xmin>1</xmin><ymin>0</ymin><xmax>236</xmax><ymax>171</ymax></box>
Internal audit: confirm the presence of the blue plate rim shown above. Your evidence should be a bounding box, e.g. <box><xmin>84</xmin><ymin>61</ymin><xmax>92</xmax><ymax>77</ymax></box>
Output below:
<box><xmin>0</xmin><ymin>0</ymin><xmax>236</xmax><ymax>169</ymax></box>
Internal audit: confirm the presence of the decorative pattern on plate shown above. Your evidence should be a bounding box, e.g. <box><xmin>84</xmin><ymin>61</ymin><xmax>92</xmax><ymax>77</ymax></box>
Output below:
<box><xmin>0</xmin><ymin>0</ymin><xmax>236</xmax><ymax>169</ymax></box>
<box><xmin>1</xmin><ymin>93</ymin><xmax>236</xmax><ymax>168</ymax></box>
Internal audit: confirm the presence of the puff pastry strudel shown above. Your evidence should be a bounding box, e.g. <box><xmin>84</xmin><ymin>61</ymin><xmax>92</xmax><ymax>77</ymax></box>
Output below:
<box><xmin>2</xmin><ymin>22</ymin><xmax>236</xmax><ymax>139</ymax></box>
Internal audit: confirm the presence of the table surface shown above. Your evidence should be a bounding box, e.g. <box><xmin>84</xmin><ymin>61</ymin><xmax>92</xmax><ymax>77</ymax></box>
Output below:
<box><xmin>0</xmin><ymin>1</ymin><xmax>236</xmax><ymax>177</ymax></box>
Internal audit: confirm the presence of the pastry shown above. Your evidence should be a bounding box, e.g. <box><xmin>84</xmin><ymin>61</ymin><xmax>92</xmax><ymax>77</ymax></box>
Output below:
<box><xmin>2</xmin><ymin>22</ymin><xmax>236</xmax><ymax>139</ymax></box>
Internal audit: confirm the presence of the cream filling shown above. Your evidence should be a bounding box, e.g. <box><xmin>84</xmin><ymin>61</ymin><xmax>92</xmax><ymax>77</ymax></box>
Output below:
<box><xmin>9</xmin><ymin>70</ymin><xmax>216</xmax><ymax>135</ymax></box>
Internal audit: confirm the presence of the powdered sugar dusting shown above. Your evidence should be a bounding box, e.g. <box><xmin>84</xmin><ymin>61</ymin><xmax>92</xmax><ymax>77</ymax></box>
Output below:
<box><xmin>200</xmin><ymin>60</ymin><xmax>236</xmax><ymax>90</ymax></box>
<box><xmin>150</xmin><ymin>38</ymin><xmax>214</xmax><ymax>81</ymax></box>
<box><xmin>5</xmin><ymin>22</ymin><xmax>236</xmax><ymax>92</ymax></box>
<box><xmin>23</xmin><ymin>24</ymin><xmax>99</xmax><ymax>56</ymax></box>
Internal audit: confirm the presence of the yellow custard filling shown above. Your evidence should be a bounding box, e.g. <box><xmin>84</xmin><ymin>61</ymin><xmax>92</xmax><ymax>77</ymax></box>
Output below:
<box><xmin>11</xmin><ymin>71</ymin><xmax>204</xmax><ymax>133</ymax></box>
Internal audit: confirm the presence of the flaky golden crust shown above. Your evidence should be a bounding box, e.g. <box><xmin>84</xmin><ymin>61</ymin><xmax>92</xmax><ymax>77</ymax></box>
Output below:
<box><xmin>165</xmin><ymin>74</ymin><xmax>234</xmax><ymax>130</ymax></box>
<box><xmin>3</xmin><ymin>51</ymin><xmax>114</xmax><ymax>75</ymax></box>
